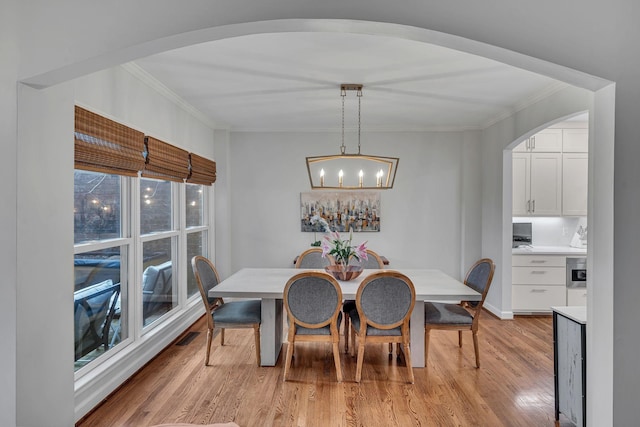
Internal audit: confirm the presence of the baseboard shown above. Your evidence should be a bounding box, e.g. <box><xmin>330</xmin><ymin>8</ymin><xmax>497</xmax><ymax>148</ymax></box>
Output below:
<box><xmin>483</xmin><ymin>302</ymin><xmax>514</xmax><ymax>320</ymax></box>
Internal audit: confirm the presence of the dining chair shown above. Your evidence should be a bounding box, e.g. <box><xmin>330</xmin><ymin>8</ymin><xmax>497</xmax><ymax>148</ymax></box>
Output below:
<box><xmin>283</xmin><ymin>271</ymin><xmax>343</xmax><ymax>382</ymax></box>
<box><xmin>343</xmin><ymin>249</ymin><xmax>385</xmax><ymax>353</ymax></box>
<box><xmin>348</xmin><ymin>270</ymin><xmax>416</xmax><ymax>383</ymax></box>
<box><xmin>295</xmin><ymin>247</ymin><xmax>334</xmax><ymax>268</ymax></box>
<box><xmin>424</xmin><ymin>258</ymin><xmax>495</xmax><ymax>368</ymax></box>
<box><xmin>191</xmin><ymin>256</ymin><xmax>262</xmax><ymax>366</ymax></box>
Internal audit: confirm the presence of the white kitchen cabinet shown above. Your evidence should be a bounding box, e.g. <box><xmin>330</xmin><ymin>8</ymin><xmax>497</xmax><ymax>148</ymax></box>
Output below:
<box><xmin>513</xmin><ymin>255</ymin><xmax>566</xmax><ymax>313</ymax></box>
<box><xmin>513</xmin><ymin>129</ymin><xmax>563</xmax><ymax>153</ymax></box>
<box><xmin>562</xmin><ymin>153</ymin><xmax>588</xmax><ymax>216</ymax></box>
<box><xmin>562</xmin><ymin>128</ymin><xmax>588</xmax><ymax>152</ymax></box>
<box><xmin>567</xmin><ymin>287</ymin><xmax>587</xmax><ymax>306</ymax></box>
<box><xmin>512</xmin><ymin>152</ymin><xmax>562</xmax><ymax>216</ymax></box>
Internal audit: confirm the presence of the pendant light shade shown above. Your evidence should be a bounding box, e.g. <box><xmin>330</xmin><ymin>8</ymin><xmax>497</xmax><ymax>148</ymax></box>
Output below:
<box><xmin>306</xmin><ymin>84</ymin><xmax>399</xmax><ymax>190</ymax></box>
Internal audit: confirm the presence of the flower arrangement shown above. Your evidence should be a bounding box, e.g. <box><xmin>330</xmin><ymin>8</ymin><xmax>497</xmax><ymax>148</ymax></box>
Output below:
<box><xmin>321</xmin><ymin>230</ymin><xmax>368</xmax><ymax>267</ymax></box>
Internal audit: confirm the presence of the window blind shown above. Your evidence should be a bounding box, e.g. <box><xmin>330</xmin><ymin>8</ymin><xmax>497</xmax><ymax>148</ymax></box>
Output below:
<box><xmin>187</xmin><ymin>153</ymin><xmax>217</xmax><ymax>186</ymax></box>
<box><xmin>142</xmin><ymin>136</ymin><xmax>190</xmax><ymax>182</ymax></box>
<box><xmin>74</xmin><ymin>106</ymin><xmax>145</xmax><ymax>176</ymax></box>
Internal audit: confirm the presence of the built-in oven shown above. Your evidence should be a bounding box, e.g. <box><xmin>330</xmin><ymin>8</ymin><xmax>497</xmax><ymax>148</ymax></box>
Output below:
<box><xmin>566</xmin><ymin>257</ymin><xmax>587</xmax><ymax>288</ymax></box>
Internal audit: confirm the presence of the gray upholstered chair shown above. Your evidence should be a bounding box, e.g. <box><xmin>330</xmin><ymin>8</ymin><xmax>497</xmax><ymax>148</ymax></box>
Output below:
<box><xmin>283</xmin><ymin>271</ymin><xmax>343</xmax><ymax>382</ymax></box>
<box><xmin>295</xmin><ymin>247</ymin><xmax>334</xmax><ymax>268</ymax></box>
<box><xmin>191</xmin><ymin>256</ymin><xmax>261</xmax><ymax>366</ymax></box>
<box><xmin>348</xmin><ymin>271</ymin><xmax>416</xmax><ymax>383</ymax></box>
<box><xmin>424</xmin><ymin>258</ymin><xmax>495</xmax><ymax>368</ymax></box>
<box><xmin>343</xmin><ymin>249</ymin><xmax>385</xmax><ymax>353</ymax></box>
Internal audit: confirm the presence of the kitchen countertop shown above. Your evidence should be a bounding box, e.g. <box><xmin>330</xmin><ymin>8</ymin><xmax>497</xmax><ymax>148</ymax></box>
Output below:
<box><xmin>512</xmin><ymin>245</ymin><xmax>587</xmax><ymax>256</ymax></box>
<box><xmin>551</xmin><ymin>306</ymin><xmax>587</xmax><ymax>324</ymax></box>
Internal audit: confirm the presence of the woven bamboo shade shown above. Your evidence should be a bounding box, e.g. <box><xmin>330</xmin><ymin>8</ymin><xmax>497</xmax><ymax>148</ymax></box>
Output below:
<box><xmin>187</xmin><ymin>153</ymin><xmax>217</xmax><ymax>185</ymax></box>
<box><xmin>142</xmin><ymin>136</ymin><xmax>190</xmax><ymax>182</ymax></box>
<box><xmin>74</xmin><ymin>106</ymin><xmax>146</xmax><ymax>176</ymax></box>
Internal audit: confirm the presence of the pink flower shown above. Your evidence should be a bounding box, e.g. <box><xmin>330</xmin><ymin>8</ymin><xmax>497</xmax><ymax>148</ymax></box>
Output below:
<box><xmin>354</xmin><ymin>241</ymin><xmax>368</xmax><ymax>261</ymax></box>
<box><xmin>320</xmin><ymin>239</ymin><xmax>332</xmax><ymax>258</ymax></box>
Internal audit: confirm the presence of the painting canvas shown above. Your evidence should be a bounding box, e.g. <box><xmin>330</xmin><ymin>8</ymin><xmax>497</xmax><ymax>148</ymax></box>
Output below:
<box><xmin>300</xmin><ymin>191</ymin><xmax>381</xmax><ymax>232</ymax></box>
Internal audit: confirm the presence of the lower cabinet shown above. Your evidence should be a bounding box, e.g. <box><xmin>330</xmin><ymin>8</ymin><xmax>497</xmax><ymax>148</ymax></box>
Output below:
<box><xmin>512</xmin><ymin>255</ymin><xmax>566</xmax><ymax>313</ymax></box>
<box><xmin>567</xmin><ymin>287</ymin><xmax>587</xmax><ymax>306</ymax></box>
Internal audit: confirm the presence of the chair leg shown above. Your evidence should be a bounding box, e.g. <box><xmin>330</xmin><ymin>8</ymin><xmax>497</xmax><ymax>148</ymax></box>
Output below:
<box><xmin>356</xmin><ymin>339</ymin><xmax>366</xmax><ymax>383</ymax></box>
<box><xmin>205</xmin><ymin>328</ymin><xmax>213</xmax><ymax>366</ymax></box>
<box><xmin>220</xmin><ymin>328</ymin><xmax>225</xmax><ymax>346</ymax></box>
<box><xmin>283</xmin><ymin>338</ymin><xmax>294</xmax><ymax>382</ymax></box>
<box><xmin>472</xmin><ymin>330</ymin><xmax>480</xmax><ymax>368</ymax></box>
<box><xmin>254</xmin><ymin>324</ymin><xmax>261</xmax><ymax>367</ymax></box>
<box><xmin>332</xmin><ymin>342</ymin><xmax>343</xmax><ymax>382</ymax></box>
<box><xmin>458</xmin><ymin>330</ymin><xmax>463</xmax><ymax>347</ymax></box>
<box><xmin>344</xmin><ymin>314</ymin><xmax>350</xmax><ymax>353</ymax></box>
<box><xmin>350</xmin><ymin>326</ymin><xmax>357</xmax><ymax>357</ymax></box>
<box><xmin>388</xmin><ymin>343</ymin><xmax>393</xmax><ymax>354</ymax></box>
<box><xmin>403</xmin><ymin>341</ymin><xmax>415</xmax><ymax>384</ymax></box>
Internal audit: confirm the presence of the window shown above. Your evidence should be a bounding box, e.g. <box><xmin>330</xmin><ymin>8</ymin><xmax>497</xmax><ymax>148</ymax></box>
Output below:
<box><xmin>74</xmin><ymin>171</ymin><xmax>129</xmax><ymax>371</ymax></box>
<box><xmin>140</xmin><ymin>178</ymin><xmax>177</xmax><ymax>327</ymax></box>
<box><xmin>186</xmin><ymin>183</ymin><xmax>207</xmax><ymax>297</ymax></box>
<box><xmin>73</xmin><ymin>107</ymin><xmax>215</xmax><ymax>376</ymax></box>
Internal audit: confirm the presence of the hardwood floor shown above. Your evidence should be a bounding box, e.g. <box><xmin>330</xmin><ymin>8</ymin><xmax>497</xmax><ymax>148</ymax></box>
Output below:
<box><xmin>77</xmin><ymin>313</ymin><xmax>575</xmax><ymax>427</ymax></box>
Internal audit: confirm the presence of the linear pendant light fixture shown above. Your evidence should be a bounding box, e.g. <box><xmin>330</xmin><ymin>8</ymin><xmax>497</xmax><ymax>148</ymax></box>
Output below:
<box><xmin>306</xmin><ymin>84</ymin><xmax>399</xmax><ymax>190</ymax></box>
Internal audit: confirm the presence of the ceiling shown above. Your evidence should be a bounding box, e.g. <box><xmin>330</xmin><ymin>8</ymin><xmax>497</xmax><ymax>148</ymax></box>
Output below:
<box><xmin>132</xmin><ymin>32</ymin><xmax>570</xmax><ymax>133</ymax></box>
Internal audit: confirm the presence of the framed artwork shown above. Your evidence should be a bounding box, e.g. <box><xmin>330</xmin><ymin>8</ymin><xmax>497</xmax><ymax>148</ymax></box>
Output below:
<box><xmin>300</xmin><ymin>191</ymin><xmax>381</xmax><ymax>232</ymax></box>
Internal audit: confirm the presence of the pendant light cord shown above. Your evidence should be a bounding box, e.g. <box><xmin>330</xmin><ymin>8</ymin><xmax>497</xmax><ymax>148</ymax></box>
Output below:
<box><xmin>357</xmin><ymin>88</ymin><xmax>362</xmax><ymax>155</ymax></box>
<box><xmin>340</xmin><ymin>88</ymin><xmax>346</xmax><ymax>155</ymax></box>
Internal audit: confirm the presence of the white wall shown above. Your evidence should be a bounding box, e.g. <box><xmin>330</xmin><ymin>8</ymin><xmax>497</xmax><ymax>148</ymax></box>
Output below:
<box><xmin>15</xmin><ymin>66</ymin><xmax>216</xmax><ymax>426</ymax></box>
<box><xmin>17</xmin><ymin>82</ymin><xmax>76</xmax><ymax>427</ymax></box>
<box><xmin>1</xmin><ymin>3</ymin><xmax>19</xmax><ymax>426</ymax></box>
<box><xmin>7</xmin><ymin>3</ymin><xmax>636</xmax><ymax>426</ymax></box>
<box><xmin>480</xmin><ymin>86</ymin><xmax>593</xmax><ymax>318</ymax></box>
<box><xmin>226</xmin><ymin>131</ymin><xmax>482</xmax><ymax>279</ymax></box>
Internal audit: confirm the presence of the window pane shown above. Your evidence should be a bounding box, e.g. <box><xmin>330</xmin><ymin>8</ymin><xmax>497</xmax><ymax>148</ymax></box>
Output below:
<box><xmin>186</xmin><ymin>184</ymin><xmax>204</xmax><ymax>227</ymax></box>
<box><xmin>74</xmin><ymin>171</ymin><xmax>121</xmax><ymax>244</ymax></box>
<box><xmin>142</xmin><ymin>237</ymin><xmax>175</xmax><ymax>326</ymax></box>
<box><xmin>187</xmin><ymin>231</ymin><xmax>208</xmax><ymax>298</ymax></box>
<box><xmin>74</xmin><ymin>247</ymin><xmax>127</xmax><ymax>371</ymax></box>
<box><xmin>140</xmin><ymin>178</ymin><xmax>172</xmax><ymax>234</ymax></box>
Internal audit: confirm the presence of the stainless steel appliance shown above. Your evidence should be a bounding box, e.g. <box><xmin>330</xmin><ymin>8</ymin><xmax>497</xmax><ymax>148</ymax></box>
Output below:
<box><xmin>512</xmin><ymin>222</ymin><xmax>532</xmax><ymax>248</ymax></box>
<box><xmin>566</xmin><ymin>257</ymin><xmax>587</xmax><ymax>288</ymax></box>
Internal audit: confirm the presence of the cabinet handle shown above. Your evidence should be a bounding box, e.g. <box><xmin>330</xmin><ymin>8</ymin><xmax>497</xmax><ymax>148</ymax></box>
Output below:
<box><xmin>530</xmin><ymin>260</ymin><xmax>547</xmax><ymax>264</ymax></box>
<box><xmin>527</xmin><ymin>200</ymin><xmax>531</xmax><ymax>213</ymax></box>
<box><xmin>532</xmin><ymin>200</ymin><xmax>535</xmax><ymax>213</ymax></box>
<box><xmin>531</xmin><ymin>136</ymin><xmax>536</xmax><ymax>150</ymax></box>
<box><xmin>530</xmin><ymin>271</ymin><xmax>547</xmax><ymax>274</ymax></box>
<box><xmin>531</xmin><ymin>289</ymin><xmax>547</xmax><ymax>293</ymax></box>
<box><xmin>526</xmin><ymin>138</ymin><xmax>530</xmax><ymax>150</ymax></box>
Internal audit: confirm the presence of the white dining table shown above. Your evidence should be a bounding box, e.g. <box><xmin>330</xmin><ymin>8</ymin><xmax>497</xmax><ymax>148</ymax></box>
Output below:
<box><xmin>208</xmin><ymin>268</ymin><xmax>481</xmax><ymax>367</ymax></box>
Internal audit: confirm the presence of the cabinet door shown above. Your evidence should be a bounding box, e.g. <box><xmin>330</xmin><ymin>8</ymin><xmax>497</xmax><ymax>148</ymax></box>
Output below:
<box><xmin>512</xmin><ymin>285</ymin><xmax>566</xmax><ymax>311</ymax></box>
<box><xmin>530</xmin><ymin>129</ymin><xmax>562</xmax><ymax>152</ymax></box>
<box><xmin>567</xmin><ymin>288</ymin><xmax>587</xmax><ymax>306</ymax></box>
<box><xmin>562</xmin><ymin>153</ymin><xmax>588</xmax><ymax>216</ymax></box>
<box><xmin>512</xmin><ymin>153</ymin><xmax>530</xmax><ymax>215</ymax></box>
<box><xmin>530</xmin><ymin>153</ymin><xmax>562</xmax><ymax>215</ymax></box>
<box><xmin>562</xmin><ymin>129</ymin><xmax>588</xmax><ymax>152</ymax></box>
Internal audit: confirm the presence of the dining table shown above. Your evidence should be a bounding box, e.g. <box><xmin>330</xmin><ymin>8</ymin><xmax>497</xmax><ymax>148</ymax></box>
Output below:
<box><xmin>208</xmin><ymin>268</ymin><xmax>481</xmax><ymax>367</ymax></box>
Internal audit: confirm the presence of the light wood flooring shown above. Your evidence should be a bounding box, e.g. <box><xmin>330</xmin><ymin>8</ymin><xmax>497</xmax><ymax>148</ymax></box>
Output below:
<box><xmin>77</xmin><ymin>313</ymin><xmax>575</xmax><ymax>427</ymax></box>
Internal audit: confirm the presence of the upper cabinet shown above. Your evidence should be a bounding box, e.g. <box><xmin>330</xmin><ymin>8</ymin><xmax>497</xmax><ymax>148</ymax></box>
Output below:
<box><xmin>513</xmin><ymin>127</ymin><xmax>588</xmax><ymax>217</ymax></box>
<box><xmin>513</xmin><ymin>152</ymin><xmax>562</xmax><ymax>216</ymax></box>
<box><xmin>513</xmin><ymin>129</ymin><xmax>562</xmax><ymax>153</ymax></box>
<box><xmin>562</xmin><ymin>129</ymin><xmax>589</xmax><ymax>152</ymax></box>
